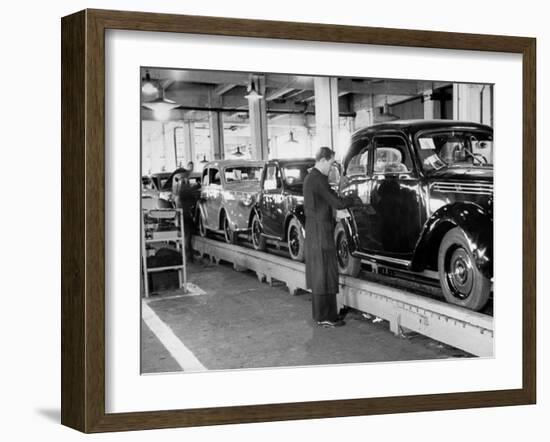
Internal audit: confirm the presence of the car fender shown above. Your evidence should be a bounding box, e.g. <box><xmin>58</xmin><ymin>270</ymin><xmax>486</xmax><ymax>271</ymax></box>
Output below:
<box><xmin>195</xmin><ymin>201</ymin><xmax>207</xmax><ymax>223</ymax></box>
<box><xmin>411</xmin><ymin>202</ymin><xmax>493</xmax><ymax>278</ymax></box>
<box><xmin>289</xmin><ymin>205</ymin><xmax>306</xmax><ymax>226</ymax></box>
<box><xmin>249</xmin><ymin>204</ymin><xmax>262</xmax><ymax>229</ymax></box>
<box><xmin>217</xmin><ymin>205</ymin><xmax>229</xmax><ymax>230</ymax></box>
<box><xmin>335</xmin><ymin>211</ymin><xmax>360</xmax><ymax>253</ymax></box>
<box><xmin>284</xmin><ymin>206</ymin><xmax>306</xmax><ymax>240</ymax></box>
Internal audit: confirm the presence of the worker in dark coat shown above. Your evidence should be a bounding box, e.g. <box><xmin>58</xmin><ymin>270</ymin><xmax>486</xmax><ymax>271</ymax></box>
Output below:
<box><xmin>304</xmin><ymin>147</ymin><xmax>354</xmax><ymax>328</ymax></box>
<box><xmin>173</xmin><ymin>167</ymin><xmax>195</xmax><ymax>262</ymax></box>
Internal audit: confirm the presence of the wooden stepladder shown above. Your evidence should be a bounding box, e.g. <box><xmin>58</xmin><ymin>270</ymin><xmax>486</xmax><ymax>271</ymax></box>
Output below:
<box><xmin>141</xmin><ymin>208</ymin><xmax>187</xmax><ymax>298</ymax></box>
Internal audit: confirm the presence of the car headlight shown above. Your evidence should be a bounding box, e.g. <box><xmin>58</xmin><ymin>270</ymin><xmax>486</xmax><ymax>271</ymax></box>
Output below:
<box><xmin>242</xmin><ymin>193</ymin><xmax>254</xmax><ymax>207</ymax></box>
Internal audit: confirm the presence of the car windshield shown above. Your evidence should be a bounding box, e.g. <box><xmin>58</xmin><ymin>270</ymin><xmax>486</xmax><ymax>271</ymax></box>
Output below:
<box><xmin>417</xmin><ymin>130</ymin><xmax>493</xmax><ymax>173</ymax></box>
<box><xmin>283</xmin><ymin>163</ymin><xmax>314</xmax><ymax>188</ymax></box>
<box><xmin>142</xmin><ymin>177</ymin><xmax>155</xmax><ymax>190</ymax></box>
<box><xmin>151</xmin><ymin>174</ymin><xmax>170</xmax><ymax>190</ymax></box>
<box><xmin>224</xmin><ymin>166</ymin><xmax>262</xmax><ymax>183</ymax></box>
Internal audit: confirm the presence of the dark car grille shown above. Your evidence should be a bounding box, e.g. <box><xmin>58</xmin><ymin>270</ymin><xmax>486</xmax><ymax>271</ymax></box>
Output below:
<box><xmin>432</xmin><ymin>182</ymin><xmax>493</xmax><ymax>196</ymax></box>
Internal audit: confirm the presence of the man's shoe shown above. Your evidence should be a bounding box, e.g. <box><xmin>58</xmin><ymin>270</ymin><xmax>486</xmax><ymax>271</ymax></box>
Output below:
<box><xmin>316</xmin><ymin>319</ymin><xmax>345</xmax><ymax>328</ymax></box>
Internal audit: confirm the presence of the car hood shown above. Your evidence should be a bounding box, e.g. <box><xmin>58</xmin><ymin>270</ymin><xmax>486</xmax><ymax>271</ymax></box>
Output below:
<box><xmin>428</xmin><ymin>166</ymin><xmax>493</xmax><ymax>183</ymax></box>
<box><xmin>223</xmin><ymin>181</ymin><xmax>261</xmax><ymax>193</ymax></box>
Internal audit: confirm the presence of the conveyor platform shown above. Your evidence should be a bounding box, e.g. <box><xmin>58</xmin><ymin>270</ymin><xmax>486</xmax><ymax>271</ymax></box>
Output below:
<box><xmin>191</xmin><ymin>236</ymin><xmax>494</xmax><ymax>357</ymax></box>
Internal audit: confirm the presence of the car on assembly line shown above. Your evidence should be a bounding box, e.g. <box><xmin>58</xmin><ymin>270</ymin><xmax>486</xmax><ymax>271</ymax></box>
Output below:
<box><xmin>162</xmin><ymin>168</ymin><xmax>202</xmax><ymax>209</ymax></box>
<box><xmin>197</xmin><ymin>159</ymin><xmax>264</xmax><ymax>243</ymax></box>
<box><xmin>251</xmin><ymin>158</ymin><xmax>341</xmax><ymax>261</ymax></box>
<box><xmin>335</xmin><ymin>120</ymin><xmax>494</xmax><ymax>311</ymax></box>
<box><xmin>141</xmin><ymin>172</ymin><xmax>172</xmax><ymax>210</ymax></box>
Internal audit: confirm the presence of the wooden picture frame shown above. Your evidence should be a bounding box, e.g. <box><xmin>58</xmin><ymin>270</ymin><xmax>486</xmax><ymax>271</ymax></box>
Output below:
<box><xmin>61</xmin><ymin>9</ymin><xmax>536</xmax><ymax>433</ymax></box>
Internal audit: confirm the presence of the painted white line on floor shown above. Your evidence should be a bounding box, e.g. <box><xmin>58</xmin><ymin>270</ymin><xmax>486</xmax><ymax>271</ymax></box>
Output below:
<box><xmin>142</xmin><ymin>302</ymin><xmax>206</xmax><ymax>372</ymax></box>
<box><xmin>145</xmin><ymin>283</ymin><xmax>207</xmax><ymax>303</ymax></box>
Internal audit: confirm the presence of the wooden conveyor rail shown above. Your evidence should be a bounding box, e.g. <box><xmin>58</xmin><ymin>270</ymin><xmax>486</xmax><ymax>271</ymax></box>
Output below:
<box><xmin>191</xmin><ymin>236</ymin><xmax>494</xmax><ymax>357</ymax></box>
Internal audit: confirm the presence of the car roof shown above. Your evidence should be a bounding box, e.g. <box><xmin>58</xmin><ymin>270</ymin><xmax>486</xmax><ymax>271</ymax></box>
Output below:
<box><xmin>149</xmin><ymin>172</ymin><xmax>172</xmax><ymax>178</ymax></box>
<box><xmin>352</xmin><ymin>119</ymin><xmax>493</xmax><ymax>138</ymax></box>
<box><xmin>266</xmin><ymin>157</ymin><xmax>316</xmax><ymax>166</ymax></box>
<box><xmin>203</xmin><ymin>159</ymin><xmax>265</xmax><ymax>169</ymax></box>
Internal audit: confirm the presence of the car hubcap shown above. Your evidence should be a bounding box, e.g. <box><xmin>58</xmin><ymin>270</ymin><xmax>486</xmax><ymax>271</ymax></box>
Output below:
<box><xmin>289</xmin><ymin>226</ymin><xmax>300</xmax><ymax>256</ymax></box>
<box><xmin>337</xmin><ymin>233</ymin><xmax>349</xmax><ymax>267</ymax></box>
<box><xmin>446</xmin><ymin>247</ymin><xmax>474</xmax><ymax>300</ymax></box>
<box><xmin>252</xmin><ymin>218</ymin><xmax>261</xmax><ymax>246</ymax></box>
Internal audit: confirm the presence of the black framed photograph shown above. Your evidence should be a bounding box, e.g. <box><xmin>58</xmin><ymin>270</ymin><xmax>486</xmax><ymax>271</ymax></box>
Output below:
<box><xmin>61</xmin><ymin>9</ymin><xmax>536</xmax><ymax>433</ymax></box>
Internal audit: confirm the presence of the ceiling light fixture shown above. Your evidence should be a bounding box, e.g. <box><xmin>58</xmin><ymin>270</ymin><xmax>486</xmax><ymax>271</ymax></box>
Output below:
<box><xmin>233</xmin><ymin>146</ymin><xmax>245</xmax><ymax>157</ymax></box>
<box><xmin>141</xmin><ymin>71</ymin><xmax>158</xmax><ymax>95</ymax></box>
<box><xmin>142</xmin><ymin>87</ymin><xmax>180</xmax><ymax>121</ymax></box>
<box><xmin>377</xmin><ymin>95</ymin><xmax>400</xmax><ymax>122</ymax></box>
<box><xmin>287</xmin><ymin>131</ymin><xmax>299</xmax><ymax>143</ymax></box>
<box><xmin>287</xmin><ymin>114</ymin><xmax>299</xmax><ymax>143</ymax></box>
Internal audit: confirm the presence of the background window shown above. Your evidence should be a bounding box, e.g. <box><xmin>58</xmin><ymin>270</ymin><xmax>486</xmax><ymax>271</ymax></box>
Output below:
<box><xmin>263</xmin><ymin>165</ymin><xmax>281</xmax><ymax>190</ymax></box>
<box><xmin>224</xmin><ymin>166</ymin><xmax>262</xmax><ymax>183</ymax></box>
<box><xmin>373</xmin><ymin>137</ymin><xmax>412</xmax><ymax>174</ymax></box>
<box><xmin>346</xmin><ymin>147</ymin><xmax>370</xmax><ymax>177</ymax></box>
<box><xmin>209</xmin><ymin>168</ymin><xmax>221</xmax><ymax>185</ymax></box>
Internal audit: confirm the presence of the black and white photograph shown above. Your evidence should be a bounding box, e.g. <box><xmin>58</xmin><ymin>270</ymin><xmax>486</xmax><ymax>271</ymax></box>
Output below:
<box><xmin>140</xmin><ymin>67</ymin><xmax>495</xmax><ymax>374</ymax></box>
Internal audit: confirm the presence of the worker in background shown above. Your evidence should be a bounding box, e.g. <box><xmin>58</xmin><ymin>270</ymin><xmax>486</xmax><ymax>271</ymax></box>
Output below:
<box><xmin>173</xmin><ymin>166</ymin><xmax>195</xmax><ymax>262</ymax></box>
<box><xmin>303</xmin><ymin>147</ymin><xmax>355</xmax><ymax>328</ymax></box>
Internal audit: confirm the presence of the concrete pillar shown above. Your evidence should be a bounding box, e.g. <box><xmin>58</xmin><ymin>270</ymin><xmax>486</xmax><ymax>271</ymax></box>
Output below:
<box><xmin>161</xmin><ymin>123</ymin><xmax>175</xmax><ymax>172</ymax></box>
<box><xmin>480</xmin><ymin>85</ymin><xmax>493</xmax><ymax>127</ymax></box>
<box><xmin>208</xmin><ymin>111</ymin><xmax>224</xmax><ymax>160</ymax></box>
<box><xmin>423</xmin><ymin>90</ymin><xmax>435</xmax><ymax>119</ymax></box>
<box><xmin>247</xmin><ymin>75</ymin><xmax>268</xmax><ymax>160</ymax></box>
<box><xmin>314</xmin><ymin>77</ymin><xmax>339</xmax><ymax>155</ymax></box>
<box><xmin>182</xmin><ymin>121</ymin><xmax>195</xmax><ymax>164</ymax></box>
<box><xmin>314</xmin><ymin>77</ymin><xmax>339</xmax><ymax>151</ymax></box>
<box><xmin>453</xmin><ymin>84</ymin><xmax>492</xmax><ymax>124</ymax></box>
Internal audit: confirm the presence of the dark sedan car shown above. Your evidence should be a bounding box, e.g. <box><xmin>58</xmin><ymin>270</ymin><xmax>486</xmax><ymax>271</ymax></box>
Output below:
<box><xmin>335</xmin><ymin>120</ymin><xmax>493</xmax><ymax>311</ymax></box>
<box><xmin>251</xmin><ymin>158</ymin><xmax>316</xmax><ymax>261</ymax></box>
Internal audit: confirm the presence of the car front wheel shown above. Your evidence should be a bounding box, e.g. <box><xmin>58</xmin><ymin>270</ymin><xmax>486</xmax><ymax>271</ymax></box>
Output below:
<box><xmin>287</xmin><ymin>217</ymin><xmax>305</xmax><ymax>262</ymax></box>
<box><xmin>222</xmin><ymin>212</ymin><xmax>237</xmax><ymax>244</ymax></box>
<box><xmin>438</xmin><ymin>227</ymin><xmax>491</xmax><ymax>311</ymax></box>
<box><xmin>334</xmin><ymin>222</ymin><xmax>361</xmax><ymax>277</ymax></box>
<box><xmin>198</xmin><ymin>210</ymin><xmax>208</xmax><ymax>238</ymax></box>
<box><xmin>251</xmin><ymin>213</ymin><xmax>266</xmax><ymax>251</ymax></box>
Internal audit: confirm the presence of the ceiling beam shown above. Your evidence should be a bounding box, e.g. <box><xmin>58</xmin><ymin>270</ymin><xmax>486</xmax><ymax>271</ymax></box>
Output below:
<box><xmin>338</xmin><ymin>79</ymin><xmax>421</xmax><ymax>95</ymax></box>
<box><xmin>161</xmin><ymin>80</ymin><xmax>175</xmax><ymax>91</ymax></box>
<box><xmin>214</xmin><ymin>84</ymin><xmax>237</xmax><ymax>95</ymax></box>
<box><xmin>281</xmin><ymin>89</ymin><xmax>307</xmax><ymax>100</ymax></box>
<box><xmin>265</xmin><ymin>87</ymin><xmax>296</xmax><ymax>101</ymax></box>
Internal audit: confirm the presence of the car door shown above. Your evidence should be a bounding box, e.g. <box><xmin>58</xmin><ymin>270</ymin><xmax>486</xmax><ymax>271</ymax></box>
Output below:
<box><xmin>199</xmin><ymin>167</ymin><xmax>210</xmax><ymax>224</ymax></box>
<box><xmin>340</xmin><ymin>138</ymin><xmax>377</xmax><ymax>251</ymax></box>
<box><xmin>203</xmin><ymin>167</ymin><xmax>222</xmax><ymax>229</ymax></box>
<box><xmin>368</xmin><ymin>133</ymin><xmax>423</xmax><ymax>257</ymax></box>
<box><xmin>259</xmin><ymin>164</ymin><xmax>284</xmax><ymax>237</ymax></box>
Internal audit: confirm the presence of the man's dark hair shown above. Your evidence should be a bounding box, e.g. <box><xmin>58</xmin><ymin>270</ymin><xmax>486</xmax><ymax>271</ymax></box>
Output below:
<box><xmin>315</xmin><ymin>146</ymin><xmax>335</xmax><ymax>162</ymax></box>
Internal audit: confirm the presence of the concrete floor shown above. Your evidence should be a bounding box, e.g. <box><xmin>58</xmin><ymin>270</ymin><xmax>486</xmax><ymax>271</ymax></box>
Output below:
<box><xmin>141</xmin><ymin>258</ymin><xmax>471</xmax><ymax>374</ymax></box>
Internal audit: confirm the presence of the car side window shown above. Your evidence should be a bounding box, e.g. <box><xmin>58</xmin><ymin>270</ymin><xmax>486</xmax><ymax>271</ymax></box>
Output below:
<box><xmin>202</xmin><ymin>168</ymin><xmax>209</xmax><ymax>186</ymax></box>
<box><xmin>209</xmin><ymin>168</ymin><xmax>221</xmax><ymax>185</ymax></box>
<box><xmin>263</xmin><ymin>165</ymin><xmax>282</xmax><ymax>191</ymax></box>
<box><xmin>328</xmin><ymin>162</ymin><xmax>341</xmax><ymax>186</ymax></box>
<box><xmin>373</xmin><ymin>136</ymin><xmax>413</xmax><ymax>175</ymax></box>
<box><xmin>346</xmin><ymin>145</ymin><xmax>370</xmax><ymax>177</ymax></box>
